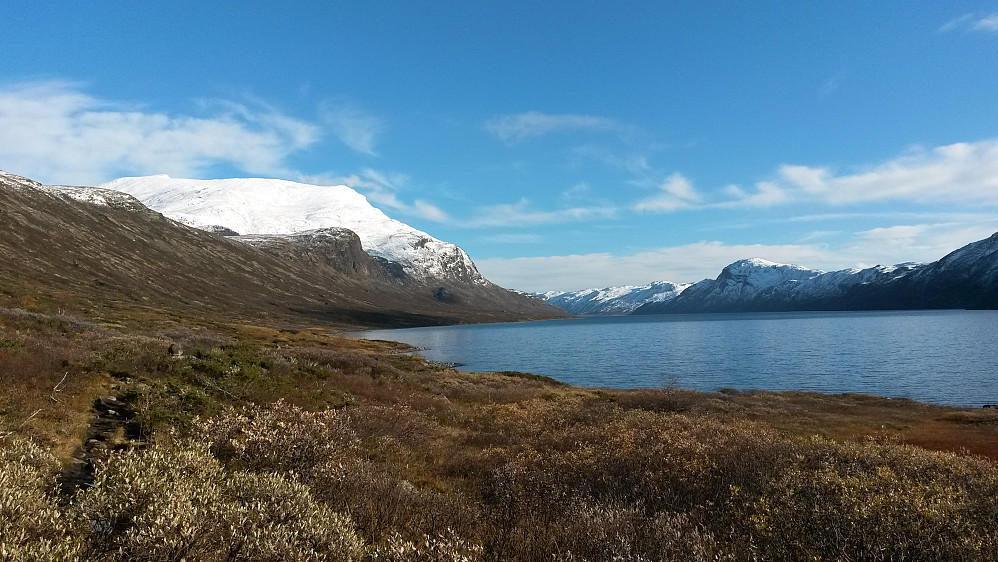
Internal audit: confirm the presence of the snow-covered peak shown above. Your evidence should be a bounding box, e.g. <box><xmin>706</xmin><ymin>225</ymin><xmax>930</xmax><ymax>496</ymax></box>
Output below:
<box><xmin>719</xmin><ymin>258</ymin><xmax>822</xmax><ymax>288</ymax></box>
<box><xmin>2</xmin><ymin>170</ymin><xmax>146</xmax><ymax>210</ymax></box>
<box><xmin>42</xmin><ymin>184</ymin><xmax>146</xmax><ymax>210</ymax></box>
<box><xmin>100</xmin><ymin>175</ymin><xmax>486</xmax><ymax>284</ymax></box>
<box><xmin>541</xmin><ymin>280</ymin><xmax>691</xmax><ymax>315</ymax></box>
<box><xmin>0</xmin><ymin>170</ymin><xmax>43</xmax><ymax>190</ymax></box>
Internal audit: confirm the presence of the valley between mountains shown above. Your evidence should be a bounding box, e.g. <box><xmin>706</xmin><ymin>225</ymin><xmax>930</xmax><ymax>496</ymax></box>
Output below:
<box><xmin>3</xmin><ymin>169</ymin><xmax>998</xmax><ymax>560</ymax></box>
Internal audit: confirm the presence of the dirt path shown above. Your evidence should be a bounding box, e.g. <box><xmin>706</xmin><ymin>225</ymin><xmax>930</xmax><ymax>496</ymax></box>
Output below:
<box><xmin>59</xmin><ymin>394</ymin><xmax>145</xmax><ymax>495</ymax></box>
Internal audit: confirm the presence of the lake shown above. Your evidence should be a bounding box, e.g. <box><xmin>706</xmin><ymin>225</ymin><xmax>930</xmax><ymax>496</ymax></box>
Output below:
<box><xmin>351</xmin><ymin>310</ymin><xmax>998</xmax><ymax>407</ymax></box>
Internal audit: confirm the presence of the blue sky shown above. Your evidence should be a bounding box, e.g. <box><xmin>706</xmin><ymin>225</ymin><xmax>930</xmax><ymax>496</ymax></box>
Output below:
<box><xmin>2</xmin><ymin>2</ymin><xmax>997</xmax><ymax>291</ymax></box>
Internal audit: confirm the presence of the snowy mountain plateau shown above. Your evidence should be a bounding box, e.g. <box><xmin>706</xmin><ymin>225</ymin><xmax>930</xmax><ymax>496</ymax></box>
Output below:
<box><xmin>101</xmin><ymin>175</ymin><xmax>486</xmax><ymax>285</ymax></box>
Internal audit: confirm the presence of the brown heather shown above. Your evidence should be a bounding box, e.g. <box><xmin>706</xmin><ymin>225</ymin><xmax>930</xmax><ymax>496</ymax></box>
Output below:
<box><xmin>2</xmin><ymin>306</ymin><xmax>998</xmax><ymax>560</ymax></box>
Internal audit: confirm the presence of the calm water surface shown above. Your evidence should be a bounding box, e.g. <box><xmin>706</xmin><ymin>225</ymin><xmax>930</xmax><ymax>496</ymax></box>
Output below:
<box><xmin>353</xmin><ymin>310</ymin><xmax>998</xmax><ymax>407</ymax></box>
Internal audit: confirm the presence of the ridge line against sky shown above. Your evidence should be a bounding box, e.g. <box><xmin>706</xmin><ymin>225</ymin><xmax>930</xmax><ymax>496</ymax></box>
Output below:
<box><xmin>2</xmin><ymin>3</ymin><xmax>997</xmax><ymax>292</ymax></box>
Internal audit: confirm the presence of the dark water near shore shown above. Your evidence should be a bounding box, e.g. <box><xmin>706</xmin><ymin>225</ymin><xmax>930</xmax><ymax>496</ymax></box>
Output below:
<box><xmin>352</xmin><ymin>310</ymin><xmax>998</xmax><ymax>407</ymax></box>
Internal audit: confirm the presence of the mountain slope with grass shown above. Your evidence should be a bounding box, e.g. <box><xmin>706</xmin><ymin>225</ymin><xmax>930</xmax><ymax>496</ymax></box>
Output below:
<box><xmin>0</xmin><ymin>170</ymin><xmax>565</xmax><ymax>328</ymax></box>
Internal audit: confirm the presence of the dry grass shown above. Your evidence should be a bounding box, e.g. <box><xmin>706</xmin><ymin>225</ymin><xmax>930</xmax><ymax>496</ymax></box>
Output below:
<box><xmin>2</xmin><ymin>306</ymin><xmax>998</xmax><ymax>560</ymax></box>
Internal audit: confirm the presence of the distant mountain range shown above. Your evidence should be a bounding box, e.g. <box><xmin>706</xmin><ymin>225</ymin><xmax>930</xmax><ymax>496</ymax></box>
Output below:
<box><xmin>0</xmin><ymin>171</ymin><xmax>565</xmax><ymax>328</ymax></box>
<box><xmin>541</xmin><ymin>281</ymin><xmax>691</xmax><ymax>315</ymax></box>
<box><xmin>542</xmin><ymin>232</ymin><xmax>998</xmax><ymax>315</ymax></box>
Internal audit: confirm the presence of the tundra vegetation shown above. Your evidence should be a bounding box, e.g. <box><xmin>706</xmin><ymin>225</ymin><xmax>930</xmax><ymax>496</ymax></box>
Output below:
<box><xmin>2</xmin><ymin>297</ymin><xmax>998</xmax><ymax>561</ymax></box>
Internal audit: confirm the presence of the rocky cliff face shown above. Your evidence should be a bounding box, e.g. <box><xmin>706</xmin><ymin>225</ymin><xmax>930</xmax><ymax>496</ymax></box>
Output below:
<box><xmin>234</xmin><ymin>228</ymin><xmax>395</xmax><ymax>281</ymax></box>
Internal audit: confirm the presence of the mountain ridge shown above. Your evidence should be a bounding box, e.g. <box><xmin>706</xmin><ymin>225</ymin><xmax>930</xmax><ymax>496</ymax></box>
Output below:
<box><xmin>101</xmin><ymin>175</ymin><xmax>486</xmax><ymax>285</ymax></box>
<box><xmin>541</xmin><ymin>281</ymin><xmax>691</xmax><ymax>315</ymax></box>
<box><xmin>540</xmin><ymin>232</ymin><xmax>998</xmax><ymax>315</ymax></box>
<box><xmin>631</xmin><ymin>232</ymin><xmax>998</xmax><ymax>314</ymax></box>
<box><xmin>0</xmin><ymin>170</ymin><xmax>566</xmax><ymax>328</ymax></box>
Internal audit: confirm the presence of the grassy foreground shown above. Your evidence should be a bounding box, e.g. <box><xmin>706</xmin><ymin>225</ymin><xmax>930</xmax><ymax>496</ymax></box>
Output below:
<box><xmin>2</xmin><ymin>304</ymin><xmax>998</xmax><ymax>560</ymax></box>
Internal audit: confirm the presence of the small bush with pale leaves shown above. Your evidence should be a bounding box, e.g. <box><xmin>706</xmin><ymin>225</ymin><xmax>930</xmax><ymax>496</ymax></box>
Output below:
<box><xmin>0</xmin><ymin>436</ymin><xmax>84</xmax><ymax>560</ymax></box>
<box><xmin>74</xmin><ymin>439</ymin><xmax>366</xmax><ymax>561</ymax></box>
<box><xmin>199</xmin><ymin>399</ymin><xmax>358</xmax><ymax>473</ymax></box>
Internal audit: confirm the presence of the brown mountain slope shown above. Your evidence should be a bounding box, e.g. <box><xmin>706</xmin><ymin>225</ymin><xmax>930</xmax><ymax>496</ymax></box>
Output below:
<box><xmin>0</xmin><ymin>171</ymin><xmax>566</xmax><ymax>328</ymax></box>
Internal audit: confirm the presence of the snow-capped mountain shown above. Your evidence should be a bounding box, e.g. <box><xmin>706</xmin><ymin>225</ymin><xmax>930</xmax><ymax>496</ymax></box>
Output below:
<box><xmin>542</xmin><ymin>281</ymin><xmax>691</xmax><ymax>315</ymax></box>
<box><xmin>634</xmin><ymin>259</ymin><xmax>923</xmax><ymax>314</ymax></box>
<box><xmin>101</xmin><ymin>175</ymin><xmax>486</xmax><ymax>284</ymax></box>
<box><xmin>1</xmin><ymin>169</ymin><xmax>566</xmax><ymax>328</ymax></box>
<box><xmin>634</xmin><ymin>232</ymin><xmax>998</xmax><ymax>314</ymax></box>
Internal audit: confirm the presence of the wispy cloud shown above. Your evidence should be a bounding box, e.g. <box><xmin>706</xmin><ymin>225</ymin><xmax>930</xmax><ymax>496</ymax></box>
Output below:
<box><xmin>319</xmin><ymin>102</ymin><xmax>384</xmax><ymax>155</ymax></box>
<box><xmin>300</xmin><ymin>169</ymin><xmax>449</xmax><ymax>223</ymax></box>
<box><xmin>475</xmin><ymin>137</ymin><xmax>998</xmax><ymax>223</ymax></box>
<box><xmin>467</xmin><ymin>198</ymin><xmax>619</xmax><ymax>227</ymax></box>
<box><xmin>819</xmin><ymin>71</ymin><xmax>846</xmax><ymax>98</ymax></box>
<box><xmin>476</xmin><ymin>222</ymin><xmax>997</xmax><ymax>292</ymax></box>
<box><xmin>775</xmin><ymin>140</ymin><xmax>998</xmax><ymax>205</ymax></box>
<box><xmin>567</xmin><ymin>145</ymin><xmax>659</xmax><ymax>176</ymax></box>
<box><xmin>632</xmin><ymin>173</ymin><xmax>702</xmax><ymax>212</ymax></box>
<box><xmin>480</xmin><ymin>233</ymin><xmax>543</xmax><ymax>244</ymax></box>
<box><xmin>476</xmin><ymin>241</ymin><xmax>832</xmax><ymax>292</ymax></box>
<box><xmin>484</xmin><ymin>111</ymin><xmax>626</xmax><ymax>143</ymax></box>
<box><xmin>702</xmin><ymin>139</ymin><xmax>998</xmax><ymax>209</ymax></box>
<box><xmin>715</xmin><ymin>182</ymin><xmax>789</xmax><ymax>208</ymax></box>
<box><xmin>848</xmin><ymin>222</ymin><xmax>998</xmax><ymax>267</ymax></box>
<box><xmin>939</xmin><ymin>12</ymin><xmax>998</xmax><ymax>33</ymax></box>
<box><xmin>0</xmin><ymin>81</ymin><xmax>319</xmax><ymax>185</ymax></box>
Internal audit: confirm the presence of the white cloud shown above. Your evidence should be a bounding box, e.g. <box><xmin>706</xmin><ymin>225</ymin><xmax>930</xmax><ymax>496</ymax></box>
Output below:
<box><xmin>705</xmin><ymin>140</ymin><xmax>998</xmax><ymax>209</ymax></box>
<box><xmin>0</xmin><ymin>81</ymin><xmax>319</xmax><ymax>186</ymax></box>
<box><xmin>847</xmin><ymin>222</ymin><xmax>998</xmax><ymax>267</ymax></box>
<box><xmin>940</xmin><ymin>12</ymin><xmax>998</xmax><ymax>33</ymax></box>
<box><xmin>978</xmin><ymin>14</ymin><xmax>998</xmax><ymax>31</ymax></box>
<box><xmin>475</xmin><ymin>222</ymin><xmax>998</xmax><ymax>293</ymax></box>
<box><xmin>319</xmin><ymin>102</ymin><xmax>384</xmax><ymax>155</ymax></box>
<box><xmin>775</xmin><ymin>140</ymin><xmax>998</xmax><ymax>205</ymax></box>
<box><xmin>299</xmin><ymin>169</ymin><xmax>450</xmax><ymax>223</ymax></box>
<box><xmin>484</xmin><ymin>111</ymin><xmax>626</xmax><ymax>143</ymax></box>
<box><xmin>467</xmin><ymin>199</ymin><xmax>619</xmax><ymax>227</ymax></box>
<box><xmin>411</xmin><ymin>200</ymin><xmax>450</xmax><ymax>222</ymax></box>
<box><xmin>632</xmin><ymin>173</ymin><xmax>702</xmax><ymax>212</ymax></box>
<box><xmin>715</xmin><ymin>182</ymin><xmax>789</xmax><ymax>208</ymax></box>
<box><xmin>476</xmin><ymin>241</ymin><xmax>832</xmax><ymax>292</ymax></box>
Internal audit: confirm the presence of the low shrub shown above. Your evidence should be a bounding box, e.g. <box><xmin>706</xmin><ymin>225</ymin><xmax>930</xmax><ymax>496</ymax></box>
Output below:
<box><xmin>73</xmin><ymin>439</ymin><xmax>366</xmax><ymax>561</ymax></box>
<box><xmin>198</xmin><ymin>400</ymin><xmax>358</xmax><ymax>473</ymax></box>
<box><xmin>0</xmin><ymin>436</ymin><xmax>84</xmax><ymax>559</ymax></box>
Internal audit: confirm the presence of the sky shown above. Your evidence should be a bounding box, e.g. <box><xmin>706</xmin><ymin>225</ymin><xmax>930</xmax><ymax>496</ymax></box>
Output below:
<box><xmin>2</xmin><ymin>1</ymin><xmax>997</xmax><ymax>292</ymax></box>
